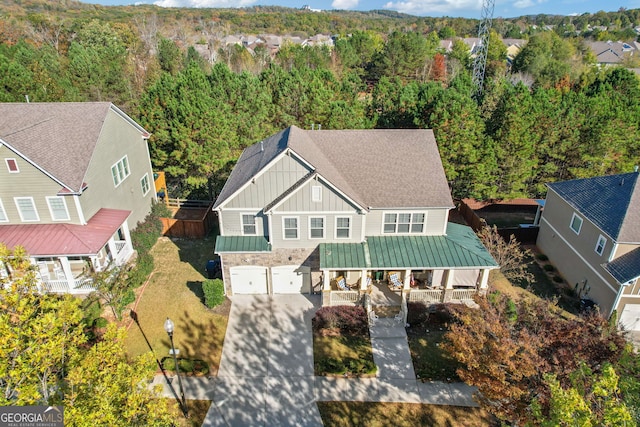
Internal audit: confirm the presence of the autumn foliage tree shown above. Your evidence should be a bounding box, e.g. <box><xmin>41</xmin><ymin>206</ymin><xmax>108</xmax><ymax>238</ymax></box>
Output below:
<box><xmin>443</xmin><ymin>293</ymin><xmax>627</xmax><ymax>424</ymax></box>
<box><xmin>477</xmin><ymin>224</ymin><xmax>534</xmax><ymax>285</ymax></box>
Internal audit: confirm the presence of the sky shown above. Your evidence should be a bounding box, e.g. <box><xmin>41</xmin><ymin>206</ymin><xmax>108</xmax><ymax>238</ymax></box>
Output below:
<box><xmin>81</xmin><ymin>0</ymin><xmax>638</xmax><ymax>20</ymax></box>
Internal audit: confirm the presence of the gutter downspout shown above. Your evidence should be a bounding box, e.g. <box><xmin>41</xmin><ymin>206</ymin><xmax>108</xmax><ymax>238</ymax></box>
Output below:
<box><xmin>610</xmin><ymin>281</ymin><xmax>632</xmax><ymax>319</ymax></box>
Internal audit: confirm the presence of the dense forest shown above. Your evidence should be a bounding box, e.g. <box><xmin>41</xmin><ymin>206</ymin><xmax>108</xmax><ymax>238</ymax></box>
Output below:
<box><xmin>1</xmin><ymin>0</ymin><xmax>640</xmax><ymax>200</ymax></box>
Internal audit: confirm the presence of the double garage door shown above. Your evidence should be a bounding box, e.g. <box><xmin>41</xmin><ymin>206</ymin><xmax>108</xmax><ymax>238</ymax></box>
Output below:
<box><xmin>230</xmin><ymin>265</ymin><xmax>310</xmax><ymax>294</ymax></box>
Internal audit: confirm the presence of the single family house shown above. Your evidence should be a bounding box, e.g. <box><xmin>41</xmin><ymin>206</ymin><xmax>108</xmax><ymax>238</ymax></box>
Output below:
<box><xmin>213</xmin><ymin>126</ymin><xmax>498</xmax><ymax>306</ymax></box>
<box><xmin>0</xmin><ymin>102</ymin><xmax>156</xmax><ymax>293</ymax></box>
<box><xmin>537</xmin><ymin>171</ymin><xmax>640</xmax><ymax>330</ymax></box>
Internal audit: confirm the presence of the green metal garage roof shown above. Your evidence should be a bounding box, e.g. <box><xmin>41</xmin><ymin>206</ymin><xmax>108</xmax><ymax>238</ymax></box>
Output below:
<box><xmin>215</xmin><ymin>236</ymin><xmax>272</xmax><ymax>253</ymax></box>
<box><xmin>319</xmin><ymin>223</ymin><xmax>498</xmax><ymax>270</ymax></box>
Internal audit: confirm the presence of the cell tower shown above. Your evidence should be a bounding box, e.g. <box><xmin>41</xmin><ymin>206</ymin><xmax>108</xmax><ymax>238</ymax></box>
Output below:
<box><xmin>472</xmin><ymin>0</ymin><xmax>495</xmax><ymax>99</ymax></box>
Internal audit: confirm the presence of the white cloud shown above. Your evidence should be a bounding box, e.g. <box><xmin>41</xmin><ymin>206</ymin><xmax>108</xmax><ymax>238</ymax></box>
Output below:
<box><xmin>154</xmin><ymin>0</ymin><xmax>255</xmax><ymax>7</ymax></box>
<box><xmin>513</xmin><ymin>0</ymin><xmax>533</xmax><ymax>7</ymax></box>
<box><xmin>383</xmin><ymin>0</ymin><xmax>482</xmax><ymax>16</ymax></box>
<box><xmin>332</xmin><ymin>0</ymin><xmax>359</xmax><ymax>9</ymax></box>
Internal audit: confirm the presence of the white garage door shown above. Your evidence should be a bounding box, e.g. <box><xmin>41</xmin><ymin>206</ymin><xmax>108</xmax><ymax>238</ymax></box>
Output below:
<box><xmin>620</xmin><ymin>304</ymin><xmax>640</xmax><ymax>331</ymax></box>
<box><xmin>230</xmin><ymin>266</ymin><xmax>268</xmax><ymax>294</ymax></box>
<box><xmin>271</xmin><ymin>265</ymin><xmax>310</xmax><ymax>294</ymax></box>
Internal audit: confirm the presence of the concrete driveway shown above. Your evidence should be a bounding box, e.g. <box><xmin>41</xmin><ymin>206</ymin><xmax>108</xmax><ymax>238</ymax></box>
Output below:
<box><xmin>206</xmin><ymin>294</ymin><xmax>323</xmax><ymax>427</ymax></box>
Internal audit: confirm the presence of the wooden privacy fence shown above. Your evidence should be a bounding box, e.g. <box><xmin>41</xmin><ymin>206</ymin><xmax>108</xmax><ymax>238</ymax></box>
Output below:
<box><xmin>160</xmin><ymin>199</ymin><xmax>216</xmax><ymax>238</ymax></box>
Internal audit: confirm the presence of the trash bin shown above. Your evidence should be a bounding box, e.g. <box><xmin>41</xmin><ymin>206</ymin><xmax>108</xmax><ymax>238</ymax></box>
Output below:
<box><xmin>374</xmin><ymin>270</ymin><xmax>383</xmax><ymax>282</ymax></box>
<box><xmin>205</xmin><ymin>259</ymin><xmax>221</xmax><ymax>279</ymax></box>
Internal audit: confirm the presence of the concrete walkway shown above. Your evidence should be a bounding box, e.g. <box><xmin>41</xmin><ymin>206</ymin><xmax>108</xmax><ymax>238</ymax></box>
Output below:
<box><xmin>151</xmin><ymin>295</ymin><xmax>477</xmax><ymax>427</ymax></box>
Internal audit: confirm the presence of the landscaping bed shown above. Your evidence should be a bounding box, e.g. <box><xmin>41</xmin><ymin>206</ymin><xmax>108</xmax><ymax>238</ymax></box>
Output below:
<box><xmin>312</xmin><ymin>306</ymin><xmax>377</xmax><ymax>377</ymax></box>
<box><xmin>406</xmin><ymin>303</ymin><xmax>463</xmax><ymax>382</ymax></box>
<box><xmin>317</xmin><ymin>401</ymin><xmax>498</xmax><ymax>427</ymax></box>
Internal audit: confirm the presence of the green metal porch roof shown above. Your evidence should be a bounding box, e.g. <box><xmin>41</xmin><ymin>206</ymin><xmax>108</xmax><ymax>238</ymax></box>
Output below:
<box><xmin>319</xmin><ymin>223</ymin><xmax>498</xmax><ymax>270</ymax></box>
<box><xmin>215</xmin><ymin>236</ymin><xmax>271</xmax><ymax>253</ymax></box>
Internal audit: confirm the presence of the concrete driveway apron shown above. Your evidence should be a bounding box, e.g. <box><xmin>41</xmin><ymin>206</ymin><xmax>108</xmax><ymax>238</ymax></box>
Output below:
<box><xmin>206</xmin><ymin>294</ymin><xmax>322</xmax><ymax>427</ymax></box>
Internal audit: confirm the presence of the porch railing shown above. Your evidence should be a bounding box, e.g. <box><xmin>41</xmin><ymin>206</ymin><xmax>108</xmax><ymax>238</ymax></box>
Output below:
<box><xmin>42</xmin><ymin>278</ymin><xmax>96</xmax><ymax>294</ymax></box>
<box><xmin>330</xmin><ymin>291</ymin><xmax>360</xmax><ymax>306</ymax></box>
<box><xmin>451</xmin><ymin>289</ymin><xmax>477</xmax><ymax>301</ymax></box>
<box><xmin>408</xmin><ymin>289</ymin><xmax>444</xmax><ymax>303</ymax></box>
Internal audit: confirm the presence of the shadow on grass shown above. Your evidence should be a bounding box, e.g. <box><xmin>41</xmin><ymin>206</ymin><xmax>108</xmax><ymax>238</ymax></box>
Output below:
<box><xmin>172</xmin><ymin>231</ymin><xmax>219</xmax><ymax>280</ymax></box>
<box><xmin>187</xmin><ymin>281</ymin><xmax>205</xmax><ymax>304</ymax></box>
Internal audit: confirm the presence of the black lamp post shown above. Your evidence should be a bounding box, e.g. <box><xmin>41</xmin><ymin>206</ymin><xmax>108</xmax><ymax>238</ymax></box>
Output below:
<box><xmin>164</xmin><ymin>317</ymin><xmax>188</xmax><ymax>418</ymax></box>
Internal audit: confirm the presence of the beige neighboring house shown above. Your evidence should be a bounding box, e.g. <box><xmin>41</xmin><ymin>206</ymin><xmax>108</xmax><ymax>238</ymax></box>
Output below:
<box><xmin>537</xmin><ymin>171</ymin><xmax>640</xmax><ymax>330</ymax></box>
<box><xmin>586</xmin><ymin>40</ymin><xmax>636</xmax><ymax>66</ymax></box>
<box><xmin>213</xmin><ymin>126</ymin><xmax>498</xmax><ymax>307</ymax></box>
<box><xmin>0</xmin><ymin>102</ymin><xmax>156</xmax><ymax>294</ymax></box>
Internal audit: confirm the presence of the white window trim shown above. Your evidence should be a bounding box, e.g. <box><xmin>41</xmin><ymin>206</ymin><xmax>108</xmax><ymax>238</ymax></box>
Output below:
<box><xmin>0</xmin><ymin>199</ymin><xmax>7</xmax><ymax>222</ymax></box>
<box><xmin>570</xmin><ymin>212</ymin><xmax>583</xmax><ymax>235</ymax></box>
<box><xmin>140</xmin><ymin>174</ymin><xmax>150</xmax><ymax>196</ymax></box>
<box><xmin>309</xmin><ymin>216</ymin><xmax>325</xmax><ymax>239</ymax></box>
<box><xmin>382</xmin><ymin>211</ymin><xmax>427</xmax><ymax>234</ymax></box>
<box><xmin>5</xmin><ymin>158</ymin><xmax>19</xmax><ymax>173</ymax></box>
<box><xmin>14</xmin><ymin>197</ymin><xmax>39</xmax><ymax>222</ymax></box>
<box><xmin>111</xmin><ymin>155</ymin><xmax>130</xmax><ymax>187</ymax></box>
<box><xmin>335</xmin><ymin>216</ymin><xmax>352</xmax><ymax>239</ymax></box>
<box><xmin>595</xmin><ymin>234</ymin><xmax>607</xmax><ymax>256</ymax></box>
<box><xmin>241</xmin><ymin>213</ymin><xmax>257</xmax><ymax>236</ymax></box>
<box><xmin>311</xmin><ymin>185</ymin><xmax>322</xmax><ymax>202</ymax></box>
<box><xmin>46</xmin><ymin>196</ymin><xmax>70</xmax><ymax>221</ymax></box>
<box><xmin>282</xmin><ymin>216</ymin><xmax>300</xmax><ymax>240</ymax></box>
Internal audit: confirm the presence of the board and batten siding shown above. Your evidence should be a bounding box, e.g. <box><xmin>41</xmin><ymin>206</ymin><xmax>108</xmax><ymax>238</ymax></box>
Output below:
<box><xmin>0</xmin><ymin>145</ymin><xmax>82</xmax><ymax>224</ymax></box>
<box><xmin>276</xmin><ymin>178</ymin><xmax>360</xmax><ymax>213</ymax></box>
<box><xmin>80</xmin><ymin>109</ymin><xmax>155</xmax><ymax>228</ymax></box>
<box><xmin>220</xmin><ymin>210</ymin><xmax>268</xmax><ymax>237</ymax></box>
<box><xmin>224</xmin><ymin>154</ymin><xmax>312</xmax><ymax>209</ymax></box>
<box><xmin>269</xmin><ymin>212</ymin><xmax>364</xmax><ymax>249</ymax></box>
<box><xmin>364</xmin><ymin>208</ymin><xmax>449</xmax><ymax>236</ymax></box>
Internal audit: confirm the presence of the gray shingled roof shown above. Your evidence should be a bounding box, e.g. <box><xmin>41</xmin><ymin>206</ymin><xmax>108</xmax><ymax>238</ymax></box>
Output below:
<box><xmin>214</xmin><ymin>125</ymin><xmax>454</xmax><ymax>210</ymax></box>
<box><xmin>0</xmin><ymin>102</ymin><xmax>133</xmax><ymax>193</ymax></box>
<box><xmin>548</xmin><ymin>172</ymin><xmax>640</xmax><ymax>243</ymax></box>
<box><xmin>604</xmin><ymin>247</ymin><xmax>640</xmax><ymax>284</ymax></box>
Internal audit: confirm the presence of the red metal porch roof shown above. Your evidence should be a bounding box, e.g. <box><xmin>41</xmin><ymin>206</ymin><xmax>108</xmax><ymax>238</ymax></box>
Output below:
<box><xmin>0</xmin><ymin>208</ymin><xmax>131</xmax><ymax>257</ymax></box>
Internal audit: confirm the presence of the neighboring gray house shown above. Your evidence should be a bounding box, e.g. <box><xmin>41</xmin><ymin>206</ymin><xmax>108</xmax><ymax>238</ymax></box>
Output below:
<box><xmin>586</xmin><ymin>40</ymin><xmax>636</xmax><ymax>66</ymax></box>
<box><xmin>213</xmin><ymin>126</ymin><xmax>498</xmax><ymax>306</ymax></box>
<box><xmin>0</xmin><ymin>102</ymin><xmax>156</xmax><ymax>293</ymax></box>
<box><xmin>537</xmin><ymin>172</ymin><xmax>640</xmax><ymax>330</ymax></box>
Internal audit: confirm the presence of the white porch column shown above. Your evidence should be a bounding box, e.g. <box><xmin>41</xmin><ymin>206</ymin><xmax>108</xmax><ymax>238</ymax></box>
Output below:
<box><xmin>361</xmin><ymin>269</ymin><xmax>368</xmax><ymax>289</ymax></box>
<box><xmin>322</xmin><ymin>270</ymin><xmax>331</xmax><ymax>291</ymax></box>
<box><xmin>403</xmin><ymin>269</ymin><xmax>411</xmax><ymax>290</ymax></box>
<box><xmin>533</xmin><ymin>204</ymin><xmax>543</xmax><ymax>226</ymax></box>
<box><xmin>121</xmin><ymin>220</ymin><xmax>132</xmax><ymax>246</ymax></box>
<box><xmin>59</xmin><ymin>257</ymin><xmax>75</xmax><ymax>293</ymax></box>
<box><xmin>107</xmin><ymin>238</ymin><xmax>118</xmax><ymax>265</ymax></box>
<box><xmin>444</xmin><ymin>270</ymin><xmax>455</xmax><ymax>289</ymax></box>
<box><xmin>479</xmin><ymin>269</ymin><xmax>490</xmax><ymax>291</ymax></box>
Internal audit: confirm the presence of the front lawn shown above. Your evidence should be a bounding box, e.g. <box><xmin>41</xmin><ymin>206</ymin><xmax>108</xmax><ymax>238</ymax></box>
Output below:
<box><xmin>313</xmin><ymin>306</ymin><xmax>376</xmax><ymax>377</ymax></box>
<box><xmin>406</xmin><ymin>303</ymin><xmax>462</xmax><ymax>382</ymax></box>
<box><xmin>317</xmin><ymin>402</ymin><xmax>498</xmax><ymax>427</ymax></box>
<box><xmin>166</xmin><ymin>399</ymin><xmax>211</xmax><ymax>427</ymax></box>
<box><xmin>124</xmin><ymin>235</ymin><xmax>229</xmax><ymax>376</ymax></box>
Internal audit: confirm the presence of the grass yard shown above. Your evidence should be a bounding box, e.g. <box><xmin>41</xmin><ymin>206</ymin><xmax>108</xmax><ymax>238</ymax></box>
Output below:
<box><xmin>317</xmin><ymin>402</ymin><xmax>498</xmax><ymax>426</ymax></box>
<box><xmin>125</xmin><ymin>235</ymin><xmax>229</xmax><ymax>376</ymax></box>
<box><xmin>313</xmin><ymin>306</ymin><xmax>376</xmax><ymax>377</ymax></box>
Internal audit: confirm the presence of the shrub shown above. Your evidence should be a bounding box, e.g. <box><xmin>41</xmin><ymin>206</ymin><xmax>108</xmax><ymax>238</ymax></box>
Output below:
<box><xmin>94</xmin><ymin>317</ymin><xmax>108</xmax><ymax>328</ymax></box>
<box><xmin>81</xmin><ymin>297</ymin><xmax>103</xmax><ymax>327</ymax></box>
<box><xmin>543</xmin><ymin>264</ymin><xmax>555</xmax><ymax>272</ymax></box>
<box><xmin>130</xmin><ymin>201</ymin><xmax>166</xmax><ymax>255</ymax></box>
<box><xmin>318</xmin><ymin>358</ymin><xmax>346</xmax><ymax>375</ymax></box>
<box><xmin>313</xmin><ymin>306</ymin><xmax>367</xmax><ymax>334</ymax></box>
<box><xmin>127</xmin><ymin>252</ymin><xmax>154</xmax><ymax>289</ymax></box>
<box><xmin>203</xmin><ymin>279</ymin><xmax>225</xmax><ymax>308</ymax></box>
<box><xmin>553</xmin><ymin>275</ymin><xmax>564</xmax><ymax>283</ymax></box>
<box><xmin>536</xmin><ymin>253</ymin><xmax>549</xmax><ymax>261</ymax></box>
<box><xmin>407</xmin><ymin>302</ymin><xmax>430</xmax><ymax>327</ymax></box>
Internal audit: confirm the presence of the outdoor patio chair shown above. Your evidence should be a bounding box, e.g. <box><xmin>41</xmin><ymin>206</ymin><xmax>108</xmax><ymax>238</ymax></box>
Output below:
<box><xmin>336</xmin><ymin>276</ymin><xmax>350</xmax><ymax>291</ymax></box>
<box><xmin>388</xmin><ymin>272</ymin><xmax>403</xmax><ymax>290</ymax></box>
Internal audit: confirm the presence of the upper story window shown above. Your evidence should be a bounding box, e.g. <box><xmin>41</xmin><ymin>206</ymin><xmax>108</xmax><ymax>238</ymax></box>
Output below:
<box><xmin>383</xmin><ymin>212</ymin><xmax>426</xmax><ymax>234</ymax></box>
<box><xmin>140</xmin><ymin>174</ymin><xmax>150</xmax><ymax>196</ymax></box>
<box><xmin>242</xmin><ymin>214</ymin><xmax>256</xmax><ymax>235</ymax></box>
<box><xmin>46</xmin><ymin>196</ymin><xmax>70</xmax><ymax>221</ymax></box>
<box><xmin>311</xmin><ymin>186</ymin><xmax>322</xmax><ymax>202</ymax></box>
<box><xmin>0</xmin><ymin>199</ymin><xmax>7</xmax><ymax>222</ymax></box>
<box><xmin>5</xmin><ymin>158</ymin><xmax>19</xmax><ymax>173</ymax></box>
<box><xmin>283</xmin><ymin>217</ymin><xmax>299</xmax><ymax>240</ymax></box>
<box><xmin>14</xmin><ymin>197</ymin><xmax>39</xmax><ymax>222</ymax></box>
<box><xmin>309</xmin><ymin>217</ymin><xmax>325</xmax><ymax>239</ymax></box>
<box><xmin>595</xmin><ymin>235</ymin><xmax>607</xmax><ymax>256</ymax></box>
<box><xmin>570</xmin><ymin>213</ymin><xmax>583</xmax><ymax>235</ymax></box>
<box><xmin>336</xmin><ymin>217</ymin><xmax>351</xmax><ymax>239</ymax></box>
<box><xmin>111</xmin><ymin>156</ymin><xmax>130</xmax><ymax>187</ymax></box>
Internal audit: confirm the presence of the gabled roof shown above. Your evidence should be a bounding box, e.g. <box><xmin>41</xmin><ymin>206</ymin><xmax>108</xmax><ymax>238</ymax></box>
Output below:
<box><xmin>604</xmin><ymin>247</ymin><xmax>640</xmax><ymax>284</ymax></box>
<box><xmin>0</xmin><ymin>102</ymin><xmax>149</xmax><ymax>193</ymax></box>
<box><xmin>214</xmin><ymin>126</ymin><xmax>454</xmax><ymax>210</ymax></box>
<box><xmin>0</xmin><ymin>208</ymin><xmax>130</xmax><ymax>257</ymax></box>
<box><xmin>547</xmin><ymin>172</ymin><xmax>640</xmax><ymax>243</ymax></box>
